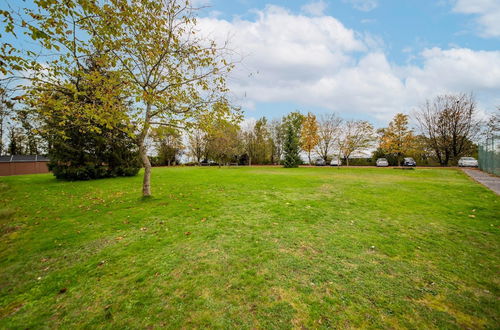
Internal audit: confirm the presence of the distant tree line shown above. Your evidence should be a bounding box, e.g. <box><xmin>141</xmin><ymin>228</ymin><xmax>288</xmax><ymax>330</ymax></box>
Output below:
<box><xmin>154</xmin><ymin>92</ymin><xmax>490</xmax><ymax>167</ymax></box>
<box><xmin>2</xmin><ymin>88</ymin><xmax>494</xmax><ymax>170</ymax></box>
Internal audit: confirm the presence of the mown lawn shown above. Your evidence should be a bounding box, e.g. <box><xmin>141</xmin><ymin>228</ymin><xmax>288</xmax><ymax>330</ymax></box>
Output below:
<box><xmin>0</xmin><ymin>167</ymin><xmax>499</xmax><ymax>328</ymax></box>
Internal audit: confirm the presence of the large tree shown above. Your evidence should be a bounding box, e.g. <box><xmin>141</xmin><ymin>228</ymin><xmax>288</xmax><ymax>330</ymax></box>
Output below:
<box><xmin>241</xmin><ymin>122</ymin><xmax>256</xmax><ymax>166</ymax></box>
<box><xmin>415</xmin><ymin>93</ymin><xmax>481</xmax><ymax>165</ymax></box>
<box><xmin>90</xmin><ymin>0</ymin><xmax>238</xmax><ymax>195</ymax></box>
<box><xmin>153</xmin><ymin>127</ymin><xmax>183</xmax><ymax>166</ymax></box>
<box><xmin>338</xmin><ymin>120</ymin><xmax>375</xmax><ymax>166</ymax></box>
<box><xmin>378</xmin><ymin>113</ymin><xmax>415</xmax><ymax>166</ymax></box>
<box><xmin>283</xmin><ymin>122</ymin><xmax>301</xmax><ymax>168</ymax></box>
<box><xmin>315</xmin><ymin>113</ymin><xmax>342</xmax><ymax>163</ymax></box>
<box><xmin>6</xmin><ymin>0</ymin><xmax>239</xmax><ymax>196</ymax></box>
<box><xmin>187</xmin><ymin>128</ymin><xmax>206</xmax><ymax>164</ymax></box>
<box><xmin>300</xmin><ymin>112</ymin><xmax>319</xmax><ymax>165</ymax></box>
<box><xmin>27</xmin><ymin>55</ymin><xmax>140</xmax><ymax>180</ymax></box>
<box><xmin>205</xmin><ymin>118</ymin><xmax>242</xmax><ymax>166</ymax></box>
<box><xmin>253</xmin><ymin>117</ymin><xmax>272</xmax><ymax>164</ymax></box>
<box><xmin>268</xmin><ymin>118</ymin><xmax>284</xmax><ymax>165</ymax></box>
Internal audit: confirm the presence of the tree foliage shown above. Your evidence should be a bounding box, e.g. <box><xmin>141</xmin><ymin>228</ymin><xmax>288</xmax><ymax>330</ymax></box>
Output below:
<box><xmin>415</xmin><ymin>93</ymin><xmax>480</xmax><ymax>165</ymax></box>
<box><xmin>378</xmin><ymin>113</ymin><xmax>415</xmax><ymax>166</ymax></box>
<box><xmin>338</xmin><ymin>120</ymin><xmax>375</xmax><ymax>166</ymax></box>
<box><xmin>205</xmin><ymin>118</ymin><xmax>241</xmax><ymax>166</ymax></box>
<box><xmin>4</xmin><ymin>0</ymin><xmax>240</xmax><ymax>195</ymax></box>
<box><xmin>300</xmin><ymin>112</ymin><xmax>319</xmax><ymax>164</ymax></box>
<box><xmin>26</xmin><ymin>54</ymin><xmax>140</xmax><ymax>180</ymax></box>
<box><xmin>283</xmin><ymin>122</ymin><xmax>301</xmax><ymax>168</ymax></box>
<box><xmin>153</xmin><ymin>127</ymin><xmax>183</xmax><ymax>166</ymax></box>
<box><xmin>315</xmin><ymin>113</ymin><xmax>342</xmax><ymax>162</ymax></box>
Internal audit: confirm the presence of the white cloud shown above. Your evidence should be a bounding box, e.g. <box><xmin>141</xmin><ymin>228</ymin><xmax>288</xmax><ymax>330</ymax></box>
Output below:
<box><xmin>343</xmin><ymin>0</ymin><xmax>378</xmax><ymax>12</ymax></box>
<box><xmin>197</xmin><ymin>5</ymin><xmax>500</xmax><ymax>122</ymax></box>
<box><xmin>301</xmin><ymin>0</ymin><xmax>328</xmax><ymax>16</ymax></box>
<box><xmin>453</xmin><ymin>0</ymin><xmax>500</xmax><ymax>37</ymax></box>
<box><xmin>190</xmin><ymin>0</ymin><xmax>211</xmax><ymax>7</ymax></box>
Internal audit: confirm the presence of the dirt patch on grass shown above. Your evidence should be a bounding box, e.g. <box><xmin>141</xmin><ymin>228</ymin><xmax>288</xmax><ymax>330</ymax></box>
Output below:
<box><xmin>0</xmin><ymin>301</ymin><xmax>24</xmax><ymax>319</ymax></box>
<box><xmin>417</xmin><ymin>294</ymin><xmax>487</xmax><ymax>328</ymax></box>
<box><xmin>0</xmin><ymin>209</ymin><xmax>15</xmax><ymax>220</ymax></box>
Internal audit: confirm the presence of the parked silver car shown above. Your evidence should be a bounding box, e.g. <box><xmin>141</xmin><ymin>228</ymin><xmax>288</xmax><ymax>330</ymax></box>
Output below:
<box><xmin>330</xmin><ymin>159</ymin><xmax>342</xmax><ymax>166</ymax></box>
<box><xmin>403</xmin><ymin>157</ymin><xmax>417</xmax><ymax>167</ymax></box>
<box><xmin>315</xmin><ymin>158</ymin><xmax>326</xmax><ymax>166</ymax></box>
<box><xmin>458</xmin><ymin>157</ymin><xmax>478</xmax><ymax>167</ymax></box>
<box><xmin>376</xmin><ymin>158</ymin><xmax>389</xmax><ymax>167</ymax></box>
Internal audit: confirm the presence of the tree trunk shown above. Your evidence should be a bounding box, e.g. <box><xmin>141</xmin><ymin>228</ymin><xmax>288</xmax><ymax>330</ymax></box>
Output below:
<box><xmin>139</xmin><ymin>143</ymin><xmax>152</xmax><ymax>197</ymax></box>
<box><xmin>139</xmin><ymin>102</ymin><xmax>152</xmax><ymax>197</ymax></box>
<box><xmin>308</xmin><ymin>151</ymin><xmax>312</xmax><ymax>165</ymax></box>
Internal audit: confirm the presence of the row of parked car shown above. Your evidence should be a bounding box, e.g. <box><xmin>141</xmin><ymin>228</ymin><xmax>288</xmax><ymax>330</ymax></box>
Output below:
<box><xmin>314</xmin><ymin>157</ymin><xmax>479</xmax><ymax>167</ymax></box>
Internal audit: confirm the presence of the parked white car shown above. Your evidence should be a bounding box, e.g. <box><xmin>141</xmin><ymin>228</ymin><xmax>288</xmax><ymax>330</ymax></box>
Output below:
<box><xmin>458</xmin><ymin>157</ymin><xmax>478</xmax><ymax>167</ymax></box>
<box><xmin>376</xmin><ymin>158</ymin><xmax>389</xmax><ymax>167</ymax></box>
<box><xmin>330</xmin><ymin>159</ymin><xmax>342</xmax><ymax>166</ymax></box>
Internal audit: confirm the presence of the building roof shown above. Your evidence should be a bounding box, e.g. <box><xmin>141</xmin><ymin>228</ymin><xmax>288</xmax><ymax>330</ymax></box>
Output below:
<box><xmin>0</xmin><ymin>155</ymin><xmax>50</xmax><ymax>162</ymax></box>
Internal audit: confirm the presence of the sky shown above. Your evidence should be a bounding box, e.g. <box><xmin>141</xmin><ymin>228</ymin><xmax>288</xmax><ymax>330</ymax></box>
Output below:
<box><xmin>190</xmin><ymin>0</ymin><xmax>500</xmax><ymax>126</ymax></box>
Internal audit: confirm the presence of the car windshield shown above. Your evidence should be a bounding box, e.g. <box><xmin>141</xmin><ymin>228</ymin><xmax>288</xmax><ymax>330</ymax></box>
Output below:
<box><xmin>461</xmin><ymin>157</ymin><xmax>475</xmax><ymax>160</ymax></box>
<box><xmin>405</xmin><ymin>158</ymin><xmax>414</xmax><ymax>161</ymax></box>
<box><xmin>378</xmin><ymin>158</ymin><xmax>387</xmax><ymax>161</ymax></box>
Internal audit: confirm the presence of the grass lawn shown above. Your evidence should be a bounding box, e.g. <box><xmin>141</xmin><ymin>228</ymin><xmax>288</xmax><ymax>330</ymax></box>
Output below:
<box><xmin>0</xmin><ymin>167</ymin><xmax>499</xmax><ymax>328</ymax></box>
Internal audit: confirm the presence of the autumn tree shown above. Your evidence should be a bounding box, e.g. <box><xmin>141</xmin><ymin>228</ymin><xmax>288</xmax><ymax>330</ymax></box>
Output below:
<box><xmin>153</xmin><ymin>127</ymin><xmax>183</xmax><ymax>166</ymax></box>
<box><xmin>378</xmin><ymin>113</ymin><xmax>415</xmax><ymax>166</ymax></box>
<box><xmin>94</xmin><ymin>0</ymin><xmax>240</xmax><ymax>195</ymax></box>
<box><xmin>300</xmin><ymin>112</ymin><xmax>319</xmax><ymax>164</ymax></box>
<box><xmin>253</xmin><ymin>117</ymin><xmax>273</xmax><ymax>164</ymax></box>
<box><xmin>316</xmin><ymin>113</ymin><xmax>342</xmax><ymax>163</ymax></box>
<box><xmin>205</xmin><ymin>119</ymin><xmax>242</xmax><ymax>166</ymax></box>
<box><xmin>241</xmin><ymin>122</ymin><xmax>256</xmax><ymax>165</ymax></box>
<box><xmin>26</xmin><ymin>55</ymin><xmax>140</xmax><ymax>180</ymax></box>
<box><xmin>338</xmin><ymin>120</ymin><xmax>375</xmax><ymax>166</ymax></box>
<box><xmin>6</xmin><ymin>0</ymin><xmax>239</xmax><ymax>195</ymax></box>
<box><xmin>187</xmin><ymin>128</ymin><xmax>206</xmax><ymax>164</ymax></box>
<box><xmin>415</xmin><ymin>93</ymin><xmax>481</xmax><ymax>165</ymax></box>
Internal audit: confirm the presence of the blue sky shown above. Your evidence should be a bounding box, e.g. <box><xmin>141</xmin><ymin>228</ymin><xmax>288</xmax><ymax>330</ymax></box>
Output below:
<box><xmin>2</xmin><ymin>0</ymin><xmax>499</xmax><ymax>127</ymax></box>
<box><xmin>192</xmin><ymin>0</ymin><xmax>500</xmax><ymax>126</ymax></box>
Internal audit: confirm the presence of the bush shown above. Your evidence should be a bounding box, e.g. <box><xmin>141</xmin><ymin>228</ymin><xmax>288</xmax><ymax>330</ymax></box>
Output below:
<box><xmin>48</xmin><ymin>125</ymin><xmax>141</xmax><ymax>180</ymax></box>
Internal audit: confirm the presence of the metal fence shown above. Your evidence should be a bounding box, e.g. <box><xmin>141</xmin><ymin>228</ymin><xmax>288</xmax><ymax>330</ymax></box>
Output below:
<box><xmin>478</xmin><ymin>135</ymin><xmax>499</xmax><ymax>176</ymax></box>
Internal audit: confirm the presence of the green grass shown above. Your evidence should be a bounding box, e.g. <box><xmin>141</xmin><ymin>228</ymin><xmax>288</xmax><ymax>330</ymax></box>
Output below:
<box><xmin>0</xmin><ymin>167</ymin><xmax>499</xmax><ymax>328</ymax></box>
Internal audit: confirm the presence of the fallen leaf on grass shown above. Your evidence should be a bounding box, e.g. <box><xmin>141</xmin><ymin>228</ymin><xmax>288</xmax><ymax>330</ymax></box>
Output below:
<box><xmin>185</xmin><ymin>231</ymin><xmax>191</xmax><ymax>236</ymax></box>
<box><xmin>468</xmin><ymin>215</ymin><xmax>476</xmax><ymax>218</ymax></box>
<box><xmin>59</xmin><ymin>288</ymin><xmax>67</xmax><ymax>294</ymax></box>
<box><xmin>201</xmin><ymin>218</ymin><xmax>206</xmax><ymax>222</ymax></box>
